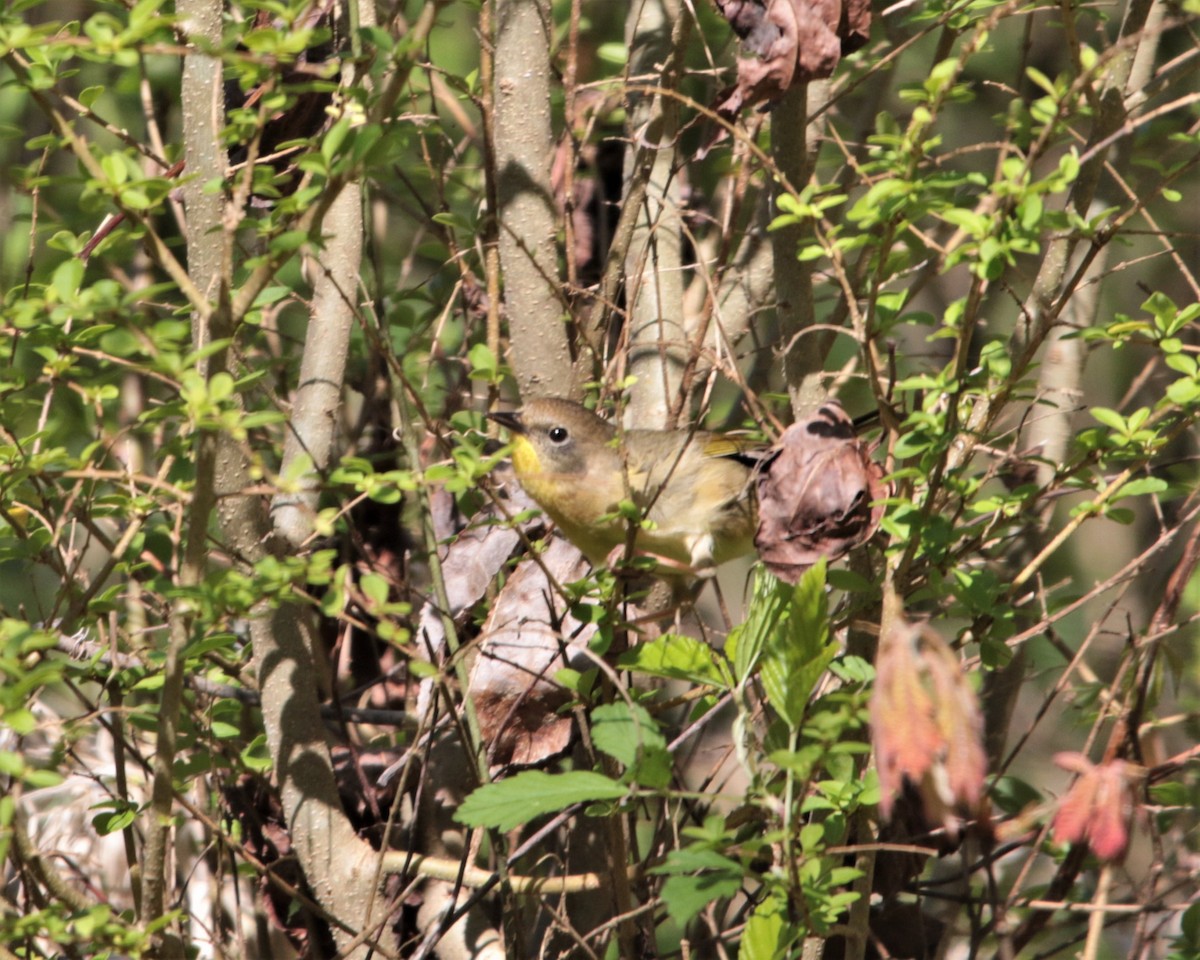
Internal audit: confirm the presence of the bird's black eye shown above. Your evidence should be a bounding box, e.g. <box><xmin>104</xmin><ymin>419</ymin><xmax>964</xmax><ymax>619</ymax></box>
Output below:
<box><xmin>548</xmin><ymin>426</ymin><xmax>569</xmax><ymax>444</ymax></box>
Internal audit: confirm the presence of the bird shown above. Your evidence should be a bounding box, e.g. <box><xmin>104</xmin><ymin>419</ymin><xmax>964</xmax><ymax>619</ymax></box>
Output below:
<box><xmin>488</xmin><ymin>397</ymin><xmax>758</xmax><ymax>575</ymax></box>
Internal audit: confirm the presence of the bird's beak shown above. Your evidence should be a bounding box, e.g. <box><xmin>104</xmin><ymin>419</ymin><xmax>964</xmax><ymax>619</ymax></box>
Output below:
<box><xmin>487</xmin><ymin>410</ymin><xmax>525</xmax><ymax>434</ymax></box>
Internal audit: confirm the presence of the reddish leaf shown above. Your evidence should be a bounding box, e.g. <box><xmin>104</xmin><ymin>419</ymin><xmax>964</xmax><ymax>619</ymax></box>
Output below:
<box><xmin>871</xmin><ymin>614</ymin><xmax>987</xmax><ymax>834</ymax></box>
<box><xmin>1051</xmin><ymin>753</ymin><xmax>1140</xmax><ymax>863</ymax></box>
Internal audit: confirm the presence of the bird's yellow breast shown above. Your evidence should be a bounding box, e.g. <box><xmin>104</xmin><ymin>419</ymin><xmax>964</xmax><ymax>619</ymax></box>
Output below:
<box><xmin>508</xmin><ymin>434</ymin><xmax>623</xmax><ymax>560</ymax></box>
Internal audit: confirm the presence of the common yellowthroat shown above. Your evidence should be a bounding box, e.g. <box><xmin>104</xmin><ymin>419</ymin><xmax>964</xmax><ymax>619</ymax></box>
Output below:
<box><xmin>489</xmin><ymin>398</ymin><xmax>758</xmax><ymax>573</ymax></box>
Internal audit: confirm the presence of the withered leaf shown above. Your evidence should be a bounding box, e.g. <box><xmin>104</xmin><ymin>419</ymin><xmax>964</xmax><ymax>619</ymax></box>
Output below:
<box><xmin>469</xmin><ymin>537</ymin><xmax>595</xmax><ymax>768</ymax></box>
<box><xmin>713</xmin><ymin>0</ymin><xmax>872</xmax><ymax>121</ymax></box>
<box><xmin>871</xmin><ymin>608</ymin><xmax>988</xmax><ymax>836</ymax></box>
<box><xmin>415</xmin><ymin>464</ymin><xmax>543</xmax><ymax>659</ymax></box>
<box><xmin>754</xmin><ymin>401</ymin><xmax>885</xmax><ymax>584</ymax></box>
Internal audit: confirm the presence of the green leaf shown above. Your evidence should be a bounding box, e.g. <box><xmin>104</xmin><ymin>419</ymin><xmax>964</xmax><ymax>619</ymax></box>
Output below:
<box><xmin>826</xmin><ymin>568</ymin><xmax>874</xmax><ymax>594</ymax></box>
<box><xmin>51</xmin><ymin>257</ymin><xmax>85</xmax><ymax>302</ymax></box>
<box><xmin>990</xmin><ymin>775</ymin><xmax>1043</xmax><ymax>814</ymax></box>
<box><xmin>742</xmin><ymin>889</ymin><xmax>794</xmax><ymax>960</ymax></box>
<box><xmin>360</xmin><ymin>572</ymin><xmax>390</xmax><ymax>607</ymax></box>
<box><xmin>456</xmin><ymin>771</ymin><xmax>626</xmax><ymax>831</ymax></box>
<box><xmin>1025</xmin><ymin>66</ymin><xmax>1058</xmax><ymax>98</ymax></box>
<box><xmin>1090</xmin><ymin>407</ymin><xmax>1126</xmax><ymax>432</ymax></box>
<box><xmin>1113</xmin><ymin>476</ymin><xmax>1168</xmax><ymax>501</ymax></box>
<box><xmin>1179</xmin><ymin>900</ymin><xmax>1200</xmax><ymax>949</ymax></box>
<box><xmin>591</xmin><ymin>702</ymin><xmax>672</xmax><ymax>788</ymax></box>
<box><xmin>617</xmin><ymin>634</ymin><xmax>731</xmax><ymax>688</ymax></box>
<box><xmin>92</xmin><ymin>801</ymin><xmax>138</xmax><ymax>835</ymax></box>
<box><xmin>653</xmin><ymin>847</ymin><xmax>745</xmax><ymax>925</ymax></box>
<box><xmin>468</xmin><ymin>342</ymin><xmax>497</xmax><ymax>379</ymax></box>
<box><xmin>321</xmin><ymin>116</ymin><xmax>351</xmax><ymax>164</ymax></box>
<box><xmin>592</xmin><ymin>702</ymin><xmax>666</xmax><ymax>762</ymax></box>
<box><xmin>596</xmin><ymin>41</ymin><xmax>626</xmax><ymax>66</ymax></box>
<box><xmin>269</xmin><ymin>230</ymin><xmax>309</xmax><ymax>254</ymax></box>
<box><xmin>661</xmin><ymin>871</ymin><xmax>743</xmax><ymax>926</ymax></box>
<box><xmin>241</xmin><ymin>735</ymin><xmax>273</xmax><ymax>773</ymax></box>
<box><xmin>751</xmin><ymin>563</ymin><xmax>837</xmax><ymax>730</ymax></box>
<box><xmin>1147</xmin><ymin>781</ymin><xmax>1189</xmax><ymax>806</ymax></box>
<box><xmin>1167</xmin><ymin>378</ymin><xmax>1200</xmax><ymax>406</ymax></box>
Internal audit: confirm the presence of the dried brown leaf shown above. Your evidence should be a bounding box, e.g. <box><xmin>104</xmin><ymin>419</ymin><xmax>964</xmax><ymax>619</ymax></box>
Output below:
<box><xmin>712</xmin><ymin>0</ymin><xmax>872</xmax><ymax>121</ymax></box>
<box><xmin>415</xmin><ymin>465</ymin><xmax>542</xmax><ymax>658</ymax></box>
<box><xmin>753</xmin><ymin>401</ymin><xmax>885</xmax><ymax>584</ymax></box>
<box><xmin>469</xmin><ymin>537</ymin><xmax>595</xmax><ymax>768</ymax></box>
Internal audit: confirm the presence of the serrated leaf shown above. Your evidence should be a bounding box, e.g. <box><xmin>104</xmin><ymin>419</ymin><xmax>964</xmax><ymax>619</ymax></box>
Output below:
<box><xmin>755</xmin><ymin>563</ymin><xmax>837</xmax><ymax>730</ymax></box>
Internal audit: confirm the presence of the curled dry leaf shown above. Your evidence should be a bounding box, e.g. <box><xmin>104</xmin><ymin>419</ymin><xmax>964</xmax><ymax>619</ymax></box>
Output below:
<box><xmin>1051</xmin><ymin>752</ymin><xmax>1142</xmax><ymax>863</ymax></box>
<box><xmin>470</xmin><ymin>537</ymin><xmax>596</xmax><ymax>768</ymax></box>
<box><xmin>753</xmin><ymin>401</ymin><xmax>885</xmax><ymax>584</ymax></box>
<box><xmin>871</xmin><ymin>614</ymin><xmax>988</xmax><ymax>836</ymax></box>
<box><xmin>713</xmin><ymin>0</ymin><xmax>871</xmax><ymax>120</ymax></box>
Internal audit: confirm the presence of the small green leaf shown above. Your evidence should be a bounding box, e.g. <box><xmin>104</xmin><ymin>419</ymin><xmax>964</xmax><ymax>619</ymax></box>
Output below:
<box><xmin>596</xmin><ymin>41</ymin><xmax>626</xmax><ymax>65</ymax></box>
<box><xmin>241</xmin><ymin>735</ymin><xmax>273</xmax><ymax>773</ymax></box>
<box><xmin>653</xmin><ymin>848</ymin><xmax>745</xmax><ymax>925</ymax></box>
<box><xmin>1147</xmin><ymin>781</ymin><xmax>1189</xmax><ymax>806</ymax></box>
<box><xmin>321</xmin><ymin>116</ymin><xmax>351</xmax><ymax>163</ymax></box>
<box><xmin>269</xmin><ymin>230</ymin><xmax>309</xmax><ymax>254</ymax></box>
<box><xmin>51</xmin><ymin>257</ymin><xmax>85</xmax><ymax>302</ymax></box>
<box><xmin>93</xmin><ymin>803</ymin><xmax>138</xmax><ymax>835</ymax></box>
<box><xmin>1113</xmin><ymin>477</ymin><xmax>1168</xmax><ymax>500</ymax></box>
<box><xmin>1025</xmin><ymin>66</ymin><xmax>1058</xmax><ymax>98</ymax></box>
<box><xmin>1167</xmin><ymin>378</ymin><xmax>1200</xmax><ymax>406</ymax></box>
<box><xmin>1178</xmin><ymin>900</ymin><xmax>1200</xmax><ymax>948</ymax></box>
<box><xmin>361</xmin><ymin>572</ymin><xmax>390</xmax><ymax>607</ymax></box>
<box><xmin>468</xmin><ymin>342</ymin><xmax>497</xmax><ymax>379</ymax></box>
<box><xmin>1090</xmin><ymin>407</ymin><xmax>1126</xmax><ymax>432</ymax></box>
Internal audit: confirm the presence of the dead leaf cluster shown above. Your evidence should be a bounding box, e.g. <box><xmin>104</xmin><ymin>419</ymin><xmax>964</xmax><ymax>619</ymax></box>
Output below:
<box><xmin>754</xmin><ymin>402</ymin><xmax>885</xmax><ymax>584</ymax></box>
<box><xmin>713</xmin><ymin>0</ymin><xmax>871</xmax><ymax>120</ymax></box>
